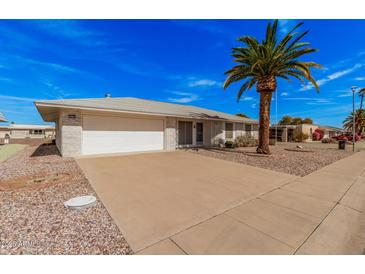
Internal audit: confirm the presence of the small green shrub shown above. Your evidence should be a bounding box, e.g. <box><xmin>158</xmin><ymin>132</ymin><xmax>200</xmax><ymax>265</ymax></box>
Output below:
<box><xmin>234</xmin><ymin>135</ymin><xmax>256</xmax><ymax>147</ymax></box>
<box><xmin>321</xmin><ymin>138</ymin><xmax>336</xmax><ymax>144</ymax></box>
<box><xmin>225</xmin><ymin>140</ymin><xmax>236</xmax><ymax>148</ymax></box>
<box><xmin>294</xmin><ymin>132</ymin><xmax>309</xmax><ymax>142</ymax></box>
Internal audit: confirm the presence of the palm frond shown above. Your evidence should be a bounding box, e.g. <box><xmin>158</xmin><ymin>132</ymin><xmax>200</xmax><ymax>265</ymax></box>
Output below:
<box><xmin>224</xmin><ymin>19</ymin><xmax>321</xmax><ymax>97</ymax></box>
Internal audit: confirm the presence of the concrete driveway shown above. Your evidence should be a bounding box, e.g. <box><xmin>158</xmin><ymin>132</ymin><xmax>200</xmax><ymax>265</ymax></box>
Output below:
<box><xmin>76</xmin><ymin>151</ymin><xmax>296</xmax><ymax>253</ymax></box>
<box><xmin>76</xmin><ymin>150</ymin><xmax>365</xmax><ymax>254</ymax></box>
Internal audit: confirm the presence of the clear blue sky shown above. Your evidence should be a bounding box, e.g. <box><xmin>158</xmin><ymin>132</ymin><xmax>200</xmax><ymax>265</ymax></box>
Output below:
<box><xmin>1</xmin><ymin>19</ymin><xmax>365</xmax><ymax>127</ymax></box>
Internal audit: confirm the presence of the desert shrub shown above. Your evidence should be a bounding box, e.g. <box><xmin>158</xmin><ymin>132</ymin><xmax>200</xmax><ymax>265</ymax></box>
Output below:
<box><xmin>321</xmin><ymin>138</ymin><xmax>335</xmax><ymax>144</ymax></box>
<box><xmin>294</xmin><ymin>132</ymin><xmax>309</xmax><ymax>142</ymax></box>
<box><xmin>225</xmin><ymin>140</ymin><xmax>236</xmax><ymax>148</ymax></box>
<box><xmin>234</xmin><ymin>135</ymin><xmax>256</xmax><ymax>147</ymax></box>
<box><xmin>312</xmin><ymin>128</ymin><xmax>324</xmax><ymax>141</ymax></box>
<box><xmin>214</xmin><ymin>138</ymin><xmax>225</xmax><ymax>147</ymax></box>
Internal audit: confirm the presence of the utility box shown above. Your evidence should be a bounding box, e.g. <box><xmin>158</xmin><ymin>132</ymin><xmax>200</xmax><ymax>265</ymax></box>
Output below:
<box><xmin>338</xmin><ymin>140</ymin><xmax>346</xmax><ymax>150</ymax></box>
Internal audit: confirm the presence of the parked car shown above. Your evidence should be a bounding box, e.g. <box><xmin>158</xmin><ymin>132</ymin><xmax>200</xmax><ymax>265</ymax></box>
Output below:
<box><xmin>333</xmin><ymin>134</ymin><xmax>361</xmax><ymax>141</ymax></box>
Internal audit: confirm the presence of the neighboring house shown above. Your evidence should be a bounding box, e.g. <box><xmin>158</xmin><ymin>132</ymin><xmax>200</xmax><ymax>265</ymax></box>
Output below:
<box><xmin>0</xmin><ymin>124</ymin><xmax>55</xmax><ymax>139</ymax></box>
<box><xmin>270</xmin><ymin>123</ymin><xmax>345</xmax><ymax>142</ymax></box>
<box><xmin>318</xmin><ymin>125</ymin><xmax>346</xmax><ymax>138</ymax></box>
<box><xmin>35</xmin><ymin>97</ymin><xmax>259</xmax><ymax>157</ymax></box>
<box><xmin>0</xmin><ymin>112</ymin><xmax>7</xmax><ymax>122</ymax></box>
<box><xmin>269</xmin><ymin>124</ymin><xmax>297</xmax><ymax>142</ymax></box>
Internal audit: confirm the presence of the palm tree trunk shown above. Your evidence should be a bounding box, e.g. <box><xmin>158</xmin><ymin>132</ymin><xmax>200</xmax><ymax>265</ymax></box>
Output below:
<box><xmin>257</xmin><ymin>91</ymin><xmax>273</xmax><ymax>154</ymax></box>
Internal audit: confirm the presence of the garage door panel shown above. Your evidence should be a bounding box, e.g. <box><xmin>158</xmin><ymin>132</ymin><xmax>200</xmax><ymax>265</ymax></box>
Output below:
<box><xmin>83</xmin><ymin>115</ymin><xmax>163</xmax><ymax>131</ymax></box>
<box><xmin>82</xmin><ymin>115</ymin><xmax>164</xmax><ymax>155</ymax></box>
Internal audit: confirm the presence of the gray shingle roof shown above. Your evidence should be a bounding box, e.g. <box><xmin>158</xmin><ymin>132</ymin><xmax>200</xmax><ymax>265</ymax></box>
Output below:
<box><xmin>0</xmin><ymin>112</ymin><xmax>7</xmax><ymax>122</ymax></box>
<box><xmin>35</xmin><ymin>97</ymin><xmax>258</xmax><ymax>123</ymax></box>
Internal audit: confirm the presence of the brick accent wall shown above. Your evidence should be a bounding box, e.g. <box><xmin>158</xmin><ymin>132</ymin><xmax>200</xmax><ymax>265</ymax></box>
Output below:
<box><xmin>60</xmin><ymin>110</ymin><xmax>82</xmax><ymax>157</ymax></box>
<box><xmin>165</xmin><ymin>117</ymin><xmax>177</xmax><ymax>150</ymax></box>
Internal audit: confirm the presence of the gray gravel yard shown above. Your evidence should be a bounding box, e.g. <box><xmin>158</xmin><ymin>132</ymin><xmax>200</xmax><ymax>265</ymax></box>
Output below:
<box><xmin>188</xmin><ymin>142</ymin><xmax>361</xmax><ymax>177</ymax></box>
<box><xmin>0</xmin><ymin>144</ymin><xmax>132</xmax><ymax>255</ymax></box>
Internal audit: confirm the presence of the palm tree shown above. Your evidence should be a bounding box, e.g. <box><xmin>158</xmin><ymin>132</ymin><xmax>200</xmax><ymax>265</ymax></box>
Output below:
<box><xmin>236</xmin><ymin>113</ymin><xmax>250</xmax><ymax>118</ymax></box>
<box><xmin>223</xmin><ymin>20</ymin><xmax>321</xmax><ymax>154</ymax></box>
<box><xmin>359</xmin><ymin>88</ymin><xmax>365</xmax><ymax>110</ymax></box>
<box><xmin>343</xmin><ymin>109</ymin><xmax>365</xmax><ymax>135</ymax></box>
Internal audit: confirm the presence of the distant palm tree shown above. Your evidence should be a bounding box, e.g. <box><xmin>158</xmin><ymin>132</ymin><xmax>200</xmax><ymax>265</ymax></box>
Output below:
<box><xmin>359</xmin><ymin>88</ymin><xmax>365</xmax><ymax>110</ymax></box>
<box><xmin>236</xmin><ymin>113</ymin><xmax>250</xmax><ymax>118</ymax></box>
<box><xmin>224</xmin><ymin>20</ymin><xmax>321</xmax><ymax>154</ymax></box>
<box><xmin>343</xmin><ymin>109</ymin><xmax>365</xmax><ymax>134</ymax></box>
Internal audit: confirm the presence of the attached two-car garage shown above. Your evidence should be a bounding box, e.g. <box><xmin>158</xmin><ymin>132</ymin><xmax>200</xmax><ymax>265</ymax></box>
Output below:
<box><xmin>82</xmin><ymin>115</ymin><xmax>164</xmax><ymax>155</ymax></box>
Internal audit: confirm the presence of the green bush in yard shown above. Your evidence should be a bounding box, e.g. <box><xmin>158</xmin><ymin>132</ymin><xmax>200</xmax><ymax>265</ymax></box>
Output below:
<box><xmin>294</xmin><ymin>132</ymin><xmax>309</xmax><ymax>142</ymax></box>
<box><xmin>234</xmin><ymin>135</ymin><xmax>256</xmax><ymax>147</ymax></box>
<box><xmin>225</xmin><ymin>140</ymin><xmax>236</xmax><ymax>148</ymax></box>
<box><xmin>321</xmin><ymin>137</ymin><xmax>336</xmax><ymax>144</ymax></box>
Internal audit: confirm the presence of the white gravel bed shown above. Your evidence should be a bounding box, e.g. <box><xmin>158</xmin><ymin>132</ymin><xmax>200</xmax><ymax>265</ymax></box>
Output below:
<box><xmin>188</xmin><ymin>142</ymin><xmax>354</xmax><ymax>177</ymax></box>
<box><xmin>0</xmin><ymin>145</ymin><xmax>132</xmax><ymax>255</ymax></box>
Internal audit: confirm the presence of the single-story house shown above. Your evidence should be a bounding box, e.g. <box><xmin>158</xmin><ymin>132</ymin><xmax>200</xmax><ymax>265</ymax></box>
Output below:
<box><xmin>0</xmin><ymin>112</ymin><xmax>7</xmax><ymax>122</ymax></box>
<box><xmin>35</xmin><ymin>97</ymin><xmax>259</xmax><ymax>157</ymax></box>
<box><xmin>270</xmin><ymin>123</ymin><xmax>345</xmax><ymax>142</ymax></box>
<box><xmin>269</xmin><ymin>124</ymin><xmax>297</xmax><ymax>142</ymax></box>
<box><xmin>318</xmin><ymin>125</ymin><xmax>346</xmax><ymax>138</ymax></box>
<box><xmin>0</xmin><ymin>124</ymin><xmax>55</xmax><ymax>139</ymax></box>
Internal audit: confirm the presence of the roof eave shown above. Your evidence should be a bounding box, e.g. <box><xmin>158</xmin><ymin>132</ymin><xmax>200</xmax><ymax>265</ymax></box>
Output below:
<box><xmin>34</xmin><ymin>102</ymin><xmax>258</xmax><ymax>124</ymax></box>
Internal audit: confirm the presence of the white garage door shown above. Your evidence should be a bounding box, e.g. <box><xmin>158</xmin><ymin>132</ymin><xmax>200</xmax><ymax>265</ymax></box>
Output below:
<box><xmin>82</xmin><ymin>115</ymin><xmax>164</xmax><ymax>155</ymax></box>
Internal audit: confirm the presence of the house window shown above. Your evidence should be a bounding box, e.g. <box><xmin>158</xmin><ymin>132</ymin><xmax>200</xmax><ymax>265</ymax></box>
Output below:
<box><xmin>225</xmin><ymin>123</ymin><xmax>233</xmax><ymax>139</ymax></box>
<box><xmin>31</xmin><ymin>129</ymin><xmax>43</xmax><ymax>135</ymax></box>
<box><xmin>245</xmin><ymin>124</ymin><xmax>252</xmax><ymax>136</ymax></box>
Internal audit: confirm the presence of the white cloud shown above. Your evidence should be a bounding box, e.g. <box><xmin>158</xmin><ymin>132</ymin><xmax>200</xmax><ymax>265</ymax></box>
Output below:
<box><xmin>280</xmin><ymin>92</ymin><xmax>289</xmax><ymax>96</ymax></box>
<box><xmin>354</xmin><ymin>77</ymin><xmax>365</xmax><ymax>81</ymax></box>
<box><xmin>30</xmin><ymin>20</ymin><xmax>108</xmax><ymax>47</ymax></box>
<box><xmin>283</xmin><ymin>97</ymin><xmax>333</xmax><ymax>105</ymax></box>
<box><xmin>167</xmin><ymin>91</ymin><xmax>199</xmax><ymax>103</ymax></box>
<box><xmin>188</xmin><ymin>79</ymin><xmax>221</xmax><ymax>88</ymax></box>
<box><xmin>251</xmin><ymin>103</ymin><xmax>257</xmax><ymax>109</ymax></box>
<box><xmin>0</xmin><ymin>94</ymin><xmax>38</xmax><ymax>102</ymax></box>
<box><xmin>282</xmin><ymin>97</ymin><xmax>313</xmax><ymax>101</ymax></box>
<box><xmin>241</xmin><ymin>96</ymin><xmax>254</xmax><ymax>101</ymax></box>
<box><xmin>300</xmin><ymin>63</ymin><xmax>363</xmax><ymax>91</ymax></box>
<box><xmin>3</xmin><ymin>54</ymin><xmax>96</xmax><ymax>78</ymax></box>
<box><xmin>278</xmin><ymin>19</ymin><xmax>297</xmax><ymax>35</ymax></box>
<box><xmin>41</xmin><ymin>80</ymin><xmax>77</xmax><ymax>99</ymax></box>
<box><xmin>337</xmin><ymin>93</ymin><xmax>352</xmax><ymax>98</ymax></box>
<box><xmin>0</xmin><ymin>77</ymin><xmax>14</xmax><ymax>83</ymax></box>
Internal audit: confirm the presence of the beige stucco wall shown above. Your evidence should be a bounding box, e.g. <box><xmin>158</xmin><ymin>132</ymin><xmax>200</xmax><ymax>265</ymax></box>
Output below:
<box><xmin>0</xmin><ymin>128</ymin><xmax>10</xmax><ymax>138</ymax></box>
<box><xmin>11</xmin><ymin>129</ymin><xmax>30</xmax><ymax>139</ymax></box>
<box><xmin>56</xmin><ymin>107</ymin><xmax>259</xmax><ymax>156</ymax></box>
<box><xmin>295</xmin><ymin>124</ymin><xmax>318</xmax><ymax>141</ymax></box>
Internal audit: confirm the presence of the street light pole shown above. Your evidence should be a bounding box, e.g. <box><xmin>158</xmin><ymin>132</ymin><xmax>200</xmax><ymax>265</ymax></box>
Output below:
<box><xmin>351</xmin><ymin>86</ymin><xmax>357</xmax><ymax>152</ymax></box>
<box><xmin>275</xmin><ymin>88</ymin><xmax>278</xmax><ymax>146</ymax></box>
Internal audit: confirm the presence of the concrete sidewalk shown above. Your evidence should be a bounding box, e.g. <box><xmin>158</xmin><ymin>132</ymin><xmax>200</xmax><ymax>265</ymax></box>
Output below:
<box><xmin>140</xmin><ymin>151</ymin><xmax>365</xmax><ymax>255</ymax></box>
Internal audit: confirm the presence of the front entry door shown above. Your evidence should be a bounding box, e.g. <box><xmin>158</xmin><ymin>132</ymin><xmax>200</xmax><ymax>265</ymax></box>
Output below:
<box><xmin>196</xmin><ymin>122</ymin><xmax>203</xmax><ymax>144</ymax></box>
<box><xmin>178</xmin><ymin>121</ymin><xmax>193</xmax><ymax>146</ymax></box>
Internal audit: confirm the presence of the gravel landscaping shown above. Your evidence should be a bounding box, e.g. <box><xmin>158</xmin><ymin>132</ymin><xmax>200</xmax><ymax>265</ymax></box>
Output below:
<box><xmin>188</xmin><ymin>142</ymin><xmax>359</xmax><ymax>177</ymax></box>
<box><xmin>0</xmin><ymin>144</ymin><xmax>132</xmax><ymax>255</ymax></box>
